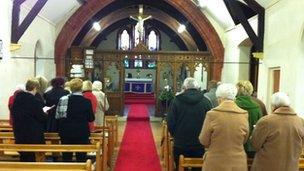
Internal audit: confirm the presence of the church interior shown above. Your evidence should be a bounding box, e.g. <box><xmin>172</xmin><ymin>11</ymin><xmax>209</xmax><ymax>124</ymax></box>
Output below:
<box><xmin>0</xmin><ymin>0</ymin><xmax>304</xmax><ymax>170</ymax></box>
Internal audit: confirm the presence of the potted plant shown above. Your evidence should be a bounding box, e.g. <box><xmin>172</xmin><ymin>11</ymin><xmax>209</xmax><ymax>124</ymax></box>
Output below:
<box><xmin>158</xmin><ymin>85</ymin><xmax>174</xmax><ymax>107</ymax></box>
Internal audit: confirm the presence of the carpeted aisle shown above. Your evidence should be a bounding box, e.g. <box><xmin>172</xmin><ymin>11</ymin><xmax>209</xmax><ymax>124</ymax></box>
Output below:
<box><xmin>114</xmin><ymin>104</ymin><xmax>161</xmax><ymax>171</ymax></box>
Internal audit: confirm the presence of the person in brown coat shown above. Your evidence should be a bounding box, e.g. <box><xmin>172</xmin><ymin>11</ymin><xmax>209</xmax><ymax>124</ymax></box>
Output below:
<box><xmin>199</xmin><ymin>83</ymin><xmax>249</xmax><ymax>171</ymax></box>
<box><xmin>250</xmin><ymin>92</ymin><xmax>304</xmax><ymax>171</ymax></box>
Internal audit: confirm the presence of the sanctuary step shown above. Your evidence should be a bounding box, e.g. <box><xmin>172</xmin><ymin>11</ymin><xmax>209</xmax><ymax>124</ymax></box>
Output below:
<box><xmin>124</xmin><ymin>93</ymin><xmax>155</xmax><ymax>105</ymax></box>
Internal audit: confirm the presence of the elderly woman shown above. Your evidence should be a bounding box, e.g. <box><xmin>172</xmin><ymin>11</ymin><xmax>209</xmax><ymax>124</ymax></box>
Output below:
<box><xmin>56</xmin><ymin>78</ymin><xmax>95</xmax><ymax>162</ymax></box>
<box><xmin>250</xmin><ymin>92</ymin><xmax>304</xmax><ymax>171</ymax></box>
<box><xmin>12</xmin><ymin>78</ymin><xmax>48</xmax><ymax>161</ymax></box>
<box><xmin>92</xmin><ymin>81</ymin><xmax>109</xmax><ymax>126</ymax></box>
<box><xmin>82</xmin><ymin>80</ymin><xmax>97</xmax><ymax>131</ymax></box>
<box><xmin>43</xmin><ymin>77</ymin><xmax>70</xmax><ymax>132</ymax></box>
<box><xmin>199</xmin><ymin>83</ymin><xmax>249</xmax><ymax>171</ymax></box>
<box><xmin>35</xmin><ymin>75</ymin><xmax>48</xmax><ymax>103</ymax></box>
<box><xmin>167</xmin><ymin>77</ymin><xmax>211</xmax><ymax>170</ymax></box>
<box><xmin>235</xmin><ymin>80</ymin><xmax>262</xmax><ymax>158</ymax></box>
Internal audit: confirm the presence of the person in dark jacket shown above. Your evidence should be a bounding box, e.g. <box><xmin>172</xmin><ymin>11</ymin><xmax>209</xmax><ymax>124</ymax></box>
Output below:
<box><xmin>43</xmin><ymin>77</ymin><xmax>69</xmax><ymax>132</ymax></box>
<box><xmin>12</xmin><ymin>78</ymin><xmax>48</xmax><ymax>162</ymax></box>
<box><xmin>167</xmin><ymin>77</ymin><xmax>212</xmax><ymax>170</ymax></box>
<box><xmin>56</xmin><ymin>78</ymin><xmax>95</xmax><ymax>162</ymax></box>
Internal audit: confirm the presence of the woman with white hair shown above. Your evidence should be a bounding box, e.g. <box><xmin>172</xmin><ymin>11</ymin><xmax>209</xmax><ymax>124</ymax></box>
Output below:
<box><xmin>250</xmin><ymin>92</ymin><xmax>304</xmax><ymax>171</ymax></box>
<box><xmin>167</xmin><ymin>77</ymin><xmax>211</xmax><ymax>170</ymax></box>
<box><xmin>199</xmin><ymin>83</ymin><xmax>249</xmax><ymax>171</ymax></box>
<box><xmin>92</xmin><ymin>81</ymin><xmax>109</xmax><ymax>126</ymax></box>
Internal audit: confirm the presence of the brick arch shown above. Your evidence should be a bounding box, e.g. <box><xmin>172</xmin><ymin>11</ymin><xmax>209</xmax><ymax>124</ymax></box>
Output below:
<box><xmin>55</xmin><ymin>0</ymin><xmax>224</xmax><ymax>80</ymax></box>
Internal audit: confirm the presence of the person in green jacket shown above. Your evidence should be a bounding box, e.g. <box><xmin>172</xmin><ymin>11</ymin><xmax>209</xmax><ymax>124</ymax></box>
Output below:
<box><xmin>235</xmin><ymin>80</ymin><xmax>262</xmax><ymax>158</ymax></box>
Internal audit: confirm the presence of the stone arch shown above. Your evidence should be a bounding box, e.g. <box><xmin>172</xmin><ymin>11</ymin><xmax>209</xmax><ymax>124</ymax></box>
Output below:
<box><xmin>55</xmin><ymin>0</ymin><xmax>224</xmax><ymax>80</ymax></box>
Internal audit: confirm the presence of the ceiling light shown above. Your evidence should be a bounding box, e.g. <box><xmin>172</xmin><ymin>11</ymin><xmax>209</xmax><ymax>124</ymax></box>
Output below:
<box><xmin>178</xmin><ymin>24</ymin><xmax>186</xmax><ymax>33</ymax></box>
<box><xmin>93</xmin><ymin>22</ymin><xmax>101</xmax><ymax>31</ymax></box>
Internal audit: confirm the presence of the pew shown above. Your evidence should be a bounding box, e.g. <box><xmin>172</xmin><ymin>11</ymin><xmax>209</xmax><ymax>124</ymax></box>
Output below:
<box><xmin>95</xmin><ymin>125</ymin><xmax>115</xmax><ymax>166</ymax></box>
<box><xmin>0</xmin><ymin>143</ymin><xmax>102</xmax><ymax>171</ymax></box>
<box><xmin>162</xmin><ymin>122</ymin><xmax>174</xmax><ymax>171</ymax></box>
<box><xmin>0</xmin><ymin>159</ymin><xmax>92</xmax><ymax>171</ymax></box>
<box><xmin>105</xmin><ymin>115</ymin><xmax>118</xmax><ymax>147</ymax></box>
<box><xmin>178</xmin><ymin>155</ymin><xmax>203</xmax><ymax>171</ymax></box>
<box><xmin>0</xmin><ymin>132</ymin><xmax>108</xmax><ymax>171</ymax></box>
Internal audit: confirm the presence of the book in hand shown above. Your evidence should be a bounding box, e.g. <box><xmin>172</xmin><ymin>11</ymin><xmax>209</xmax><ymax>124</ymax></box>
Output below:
<box><xmin>43</xmin><ymin>105</ymin><xmax>55</xmax><ymax>114</ymax></box>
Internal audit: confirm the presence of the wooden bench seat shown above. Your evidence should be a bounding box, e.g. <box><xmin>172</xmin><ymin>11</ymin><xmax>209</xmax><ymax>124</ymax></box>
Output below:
<box><xmin>178</xmin><ymin>155</ymin><xmax>203</xmax><ymax>171</ymax></box>
<box><xmin>0</xmin><ymin>143</ymin><xmax>101</xmax><ymax>171</ymax></box>
<box><xmin>0</xmin><ymin>159</ymin><xmax>92</xmax><ymax>171</ymax></box>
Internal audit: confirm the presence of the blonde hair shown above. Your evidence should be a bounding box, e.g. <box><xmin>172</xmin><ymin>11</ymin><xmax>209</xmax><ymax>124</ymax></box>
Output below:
<box><xmin>69</xmin><ymin>78</ymin><xmax>83</xmax><ymax>92</ymax></box>
<box><xmin>82</xmin><ymin>80</ymin><xmax>93</xmax><ymax>91</ymax></box>
<box><xmin>236</xmin><ymin>80</ymin><xmax>253</xmax><ymax>96</ymax></box>
<box><xmin>25</xmin><ymin>78</ymin><xmax>40</xmax><ymax>91</ymax></box>
<box><xmin>35</xmin><ymin>75</ymin><xmax>48</xmax><ymax>94</ymax></box>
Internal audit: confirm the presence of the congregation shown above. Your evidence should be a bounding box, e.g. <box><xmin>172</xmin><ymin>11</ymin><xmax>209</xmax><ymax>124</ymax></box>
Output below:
<box><xmin>8</xmin><ymin>76</ymin><xmax>109</xmax><ymax>162</ymax></box>
<box><xmin>167</xmin><ymin>78</ymin><xmax>304</xmax><ymax>171</ymax></box>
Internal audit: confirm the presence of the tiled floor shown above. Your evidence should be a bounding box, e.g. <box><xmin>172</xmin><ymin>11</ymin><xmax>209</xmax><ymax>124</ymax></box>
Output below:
<box><xmin>110</xmin><ymin>119</ymin><xmax>164</xmax><ymax>171</ymax></box>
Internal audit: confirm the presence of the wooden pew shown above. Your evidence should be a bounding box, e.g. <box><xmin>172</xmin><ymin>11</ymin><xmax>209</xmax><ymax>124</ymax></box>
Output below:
<box><xmin>0</xmin><ymin>159</ymin><xmax>92</xmax><ymax>171</ymax></box>
<box><xmin>95</xmin><ymin>125</ymin><xmax>114</xmax><ymax>167</ymax></box>
<box><xmin>162</xmin><ymin>122</ymin><xmax>174</xmax><ymax>171</ymax></box>
<box><xmin>0</xmin><ymin>132</ymin><xmax>107</xmax><ymax>171</ymax></box>
<box><xmin>178</xmin><ymin>155</ymin><xmax>203</xmax><ymax>171</ymax></box>
<box><xmin>0</xmin><ymin>143</ymin><xmax>102</xmax><ymax>171</ymax></box>
<box><xmin>105</xmin><ymin>115</ymin><xmax>118</xmax><ymax>147</ymax></box>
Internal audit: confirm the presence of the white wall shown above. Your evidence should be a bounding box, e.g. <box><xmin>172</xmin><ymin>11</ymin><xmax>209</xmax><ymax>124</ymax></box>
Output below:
<box><xmin>221</xmin><ymin>16</ymin><xmax>257</xmax><ymax>84</ymax></box>
<box><xmin>0</xmin><ymin>2</ymin><xmax>56</xmax><ymax>119</ymax></box>
<box><xmin>257</xmin><ymin>0</ymin><xmax>304</xmax><ymax>117</ymax></box>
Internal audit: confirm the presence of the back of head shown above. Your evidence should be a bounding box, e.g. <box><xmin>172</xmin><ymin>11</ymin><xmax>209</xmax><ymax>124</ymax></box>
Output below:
<box><xmin>92</xmin><ymin>81</ymin><xmax>103</xmax><ymax>91</ymax></box>
<box><xmin>182</xmin><ymin>77</ymin><xmax>200</xmax><ymax>90</ymax></box>
<box><xmin>25</xmin><ymin>78</ymin><xmax>40</xmax><ymax>91</ymax></box>
<box><xmin>216</xmin><ymin>83</ymin><xmax>237</xmax><ymax>100</ymax></box>
<box><xmin>236</xmin><ymin>80</ymin><xmax>253</xmax><ymax>96</ymax></box>
<box><xmin>271</xmin><ymin>92</ymin><xmax>291</xmax><ymax>109</ymax></box>
<box><xmin>35</xmin><ymin>75</ymin><xmax>48</xmax><ymax>94</ymax></box>
<box><xmin>69</xmin><ymin>78</ymin><xmax>83</xmax><ymax>93</ymax></box>
<box><xmin>207</xmin><ymin>80</ymin><xmax>218</xmax><ymax>91</ymax></box>
<box><xmin>82</xmin><ymin>80</ymin><xmax>93</xmax><ymax>91</ymax></box>
<box><xmin>51</xmin><ymin>77</ymin><xmax>65</xmax><ymax>88</ymax></box>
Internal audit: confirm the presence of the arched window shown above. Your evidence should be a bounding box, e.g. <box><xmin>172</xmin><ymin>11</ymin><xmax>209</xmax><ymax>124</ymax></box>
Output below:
<box><xmin>118</xmin><ymin>29</ymin><xmax>131</xmax><ymax>50</ymax></box>
<box><xmin>146</xmin><ymin>28</ymin><xmax>160</xmax><ymax>51</ymax></box>
<box><xmin>120</xmin><ymin>30</ymin><xmax>130</xmax><ymax>50</ymax></box>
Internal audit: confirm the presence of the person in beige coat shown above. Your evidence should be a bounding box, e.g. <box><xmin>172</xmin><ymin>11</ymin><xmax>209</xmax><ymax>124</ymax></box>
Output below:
<box><xmin>92</xmin><ymin>81</ymin><xmax>109</xmax><ymax>126</ymax></box>
<box><xmin>250</xmin><ymin>92</ymin><xmax>304</xmax><ymax>171</ymax></box>
<box><xmin>199</xmin><ymin>83</ymin><xmax>249</xmax><ymax>171</ymax></box>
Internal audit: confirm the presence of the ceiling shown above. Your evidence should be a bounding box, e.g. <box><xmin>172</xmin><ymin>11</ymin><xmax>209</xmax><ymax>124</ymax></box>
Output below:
<box><xmin>20</xmin><ymin>0</ymin><xmax>280</xmax><ymax>49</ymax></box>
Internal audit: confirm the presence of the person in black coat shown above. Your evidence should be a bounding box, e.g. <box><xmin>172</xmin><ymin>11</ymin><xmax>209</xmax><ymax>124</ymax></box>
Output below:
<box><xmin>44</xmin><ymin>77</ymin><xmax>69</xmax><ymax>132</ymax></box>
<box><xmin>56</xmin><ymin>78</ymin><xmax>95</xmax><ymax>162</ymax></box>
<box><xmin>12</xmin><ymin>78</ymin><xmax>48</xmax><ymax>162</ymax></box>
<box><xmin>167</xmin><ymin>77</ymin><xmax>212</xmax><ymax>170</ymax></box>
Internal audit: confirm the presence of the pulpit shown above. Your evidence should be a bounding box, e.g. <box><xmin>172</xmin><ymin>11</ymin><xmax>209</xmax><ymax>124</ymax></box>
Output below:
<box><xmin>124</xmin><ymin>78</ymin><xmax>153</xmax><ymax>93</ymax></box>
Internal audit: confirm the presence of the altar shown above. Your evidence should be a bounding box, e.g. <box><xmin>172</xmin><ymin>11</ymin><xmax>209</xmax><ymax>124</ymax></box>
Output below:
<box><xmin>124</xmin><ymin>78</ymin><xmax>153</xmax><ymax>93</ymax></box>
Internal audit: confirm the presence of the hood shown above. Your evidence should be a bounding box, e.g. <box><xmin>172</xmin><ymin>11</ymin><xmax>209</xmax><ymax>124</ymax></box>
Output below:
<box><xmin>235</xmin><ymin>95</ymin><xmax>259</xmax><ymax>110</ymax></box>
<box><xmin>176</xmin><ymin>89</ymin><xmax>204</xmax><ymax>105</ymax></box>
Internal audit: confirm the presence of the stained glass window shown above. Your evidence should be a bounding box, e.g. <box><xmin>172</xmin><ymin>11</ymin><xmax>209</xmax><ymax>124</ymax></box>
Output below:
<box><xmin>148</xmin><ymin>30</ymin><xmax>157</xmax><ymax>51</ymax></box>
<box><xmin>120</xmin><ymin>30</ymin><xmax>130</xmax><ymax>50</ymax></box>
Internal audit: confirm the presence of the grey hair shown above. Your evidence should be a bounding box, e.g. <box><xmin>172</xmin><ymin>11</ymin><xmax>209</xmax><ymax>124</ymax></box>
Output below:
<box><xmin>271</xmin><ymin>92</ymin><xmax>290</xmax><ymax>108</ymax></box>
<box><xmin>215</xmin><ymin>83</ymin><xmax>237</xmax><ymax>100</ymax></box>
<box><xmin>182</xmin><ymin>77</ymin><xmax>200</xmax><ymax>90</ymax></box>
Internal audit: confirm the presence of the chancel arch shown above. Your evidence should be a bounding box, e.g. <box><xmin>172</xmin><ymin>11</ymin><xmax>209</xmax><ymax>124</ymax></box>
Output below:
<box><xmin>55</xmin><ymin>0</ymin><xmax>224</xmax><ymax>80</ymax></box>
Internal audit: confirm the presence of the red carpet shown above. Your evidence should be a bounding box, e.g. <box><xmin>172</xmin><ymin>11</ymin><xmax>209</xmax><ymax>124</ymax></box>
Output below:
<box><xmin>125</xmin><ymin>93</ymin><xmax>155</xmax><ymax>105</ymax></box>
<box><xmin>127</xmin><ymin>104</ymin><xmax>149</xmax><ymax>121</ymax></box>
<box><xmin>114</xmin><ymin>104</ymin><xmax>161</xmax><ymax>171</ymax></box>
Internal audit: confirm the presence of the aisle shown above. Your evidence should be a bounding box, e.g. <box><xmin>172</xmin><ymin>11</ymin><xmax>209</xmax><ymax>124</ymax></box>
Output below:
<box><xmin>114</xmin><ymin>104</ymin><xmax>161</xmax><ymax>171</ymax></box>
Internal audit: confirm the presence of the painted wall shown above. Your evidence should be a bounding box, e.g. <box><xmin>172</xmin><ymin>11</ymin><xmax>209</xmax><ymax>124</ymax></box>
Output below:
<box><xmin>97</xmin><ymin>29</ymin><xmax>180</xmax><ymax>51</ymax></box>
<box><xmin>257</xmin><ymin>0</ymin><xmax>304</xmax><ymax>117</ymax></box>
<box><xmin>0</xmin><ymin>2</ymin><xmax>56</xmax><ymax>119</ymax></box>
